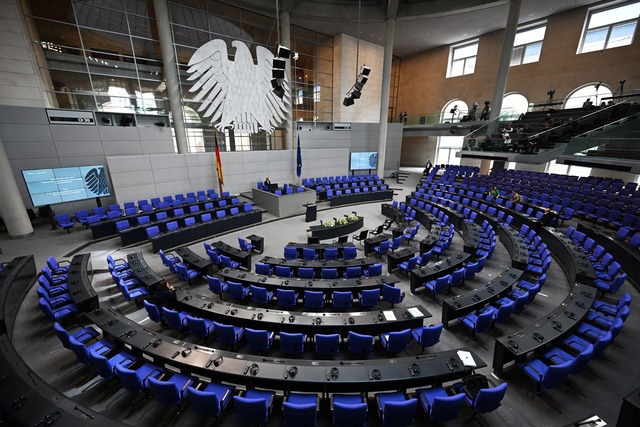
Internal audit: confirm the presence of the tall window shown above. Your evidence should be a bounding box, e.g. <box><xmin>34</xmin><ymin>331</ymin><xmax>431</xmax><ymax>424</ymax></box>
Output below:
<box><xmin>447</xmin><ymin>41</ymin><xmax>478</xmax><ymax>78</ymax></box>
<box><xmin>578</xmin><ymin>1</ymin><xmax>640</xmax><ymax>53</ymax></box>
<box><xmin>511</xmin><ymin>24</ymin><xmax>546</xmax><ymax>66</ymax></box>
<box><xmin>436</xmin><ymin>136</ymin><xmax>463</xmax><ymax>166</ymax></box>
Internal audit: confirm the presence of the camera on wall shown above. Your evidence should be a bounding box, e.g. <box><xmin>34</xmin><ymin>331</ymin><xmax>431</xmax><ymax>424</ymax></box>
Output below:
<box><xmin>547</xmin><ymin>90</ymin><xmax>555</xmax><ymax>97</ymax></box>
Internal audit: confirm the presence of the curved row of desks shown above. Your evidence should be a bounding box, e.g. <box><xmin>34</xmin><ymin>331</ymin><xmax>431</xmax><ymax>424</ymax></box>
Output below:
<box><xmin>87</xmin><ymin>306</ymin><xmax>485</xmax><ymax>394</ymax></box>
<box><xmin>173</xmin><ymin>289</ymin><xmax>431</xmax><ymax>337</ymax></box>
<box><xmin>0</xmin><ymin>256</ymin><xmax>125</xmax><ymax>426</ymax></box>
<box><xmin>258</xmin><ymin>255</ymin><xmax>379</xmax><ymax>275</ymax></box>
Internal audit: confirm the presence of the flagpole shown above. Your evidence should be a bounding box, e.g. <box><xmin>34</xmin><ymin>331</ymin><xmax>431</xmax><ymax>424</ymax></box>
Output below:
<box><xmin>214</xmin><ymin>129</ymin><xmax>224</xmax><ymax>196</ymax></box>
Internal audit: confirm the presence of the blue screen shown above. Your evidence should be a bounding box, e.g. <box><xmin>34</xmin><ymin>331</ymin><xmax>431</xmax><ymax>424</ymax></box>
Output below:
<box><xmin>22</xmin><ymin>165</ymin><xmax>111</xmax><ymax>206</ymax></box>
<box><xmin>350</xmin><ymin>152</ymin><xmax>377</xmax><ymax>170</ymax></box>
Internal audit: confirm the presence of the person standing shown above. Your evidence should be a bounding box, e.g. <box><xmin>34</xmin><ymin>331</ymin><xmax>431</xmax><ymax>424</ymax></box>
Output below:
<box><xmin>424</xmin><ymin>160</ymin><xmax>433</xmax><ymax>175</ymax></box>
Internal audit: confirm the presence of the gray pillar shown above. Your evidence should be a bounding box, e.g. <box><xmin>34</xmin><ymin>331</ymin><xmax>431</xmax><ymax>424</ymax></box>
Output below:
<box><xmin>280</xmin><ymin>10</ymin><xmax>294</xmax><ymax>151</ymax></box>
<box><xmin>488</xmin><ymin>0</ymin><xmax>522</xmax><ymax>127</ymax></box>
<box><xmin>376</xmin><ymin>17</ymin><xmax>395</xmax><ymax>178</ymax></box>
<box><xmin>0</xmin><ymin>136</ymin><xmax>34</xmax><ymax>238</ymax></box>
<box><xmin>153</xmin><ymin>0</ymin><xmax>188</xmax><ymax>154</ymax></box>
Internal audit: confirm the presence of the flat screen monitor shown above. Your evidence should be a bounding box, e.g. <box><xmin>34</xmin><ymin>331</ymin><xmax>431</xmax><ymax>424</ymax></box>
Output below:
<box><xmin>350</xmin><ymin>151</ymin><xmax>378</xmax><ymax>170</ymax></box>
<box><xmin>22</xmin><ymin>165</ymin><xmax>111</xmax><ymax>206</ymax></box>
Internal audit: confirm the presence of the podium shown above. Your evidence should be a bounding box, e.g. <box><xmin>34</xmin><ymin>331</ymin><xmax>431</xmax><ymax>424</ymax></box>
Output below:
<box><xmin>305</xmin><ymin>203</ymin><xmax>317</xmax><ymax>222</ymax></box>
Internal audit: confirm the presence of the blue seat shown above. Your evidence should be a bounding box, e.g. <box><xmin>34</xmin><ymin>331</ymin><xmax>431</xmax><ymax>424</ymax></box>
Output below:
<box><xmin>46</xmin><ymin>256</ymin><xmax>70</xmax><ymax>275</ymax></box>
<box><xmin>305</xmin><ymin>290</ymin><xmax>324</xmax><ymax>308</ymax></box>
<box><xmin>53</xmin><ymin>322</ymin><xmax>100</xmax><ymax>349</ymax></box>
<box><xmin>343</xmin><ymin>246</ymin><xmax>357</xmax><ymax>260</ymax></box>
<box><xmin>298</xmin><ymin>267</ymin><xmax>315</xmax><ymax>279</ymax></box>
<box><xmin>344</xmin><ymin>266</ymin><xmax>362</xmax><ymax>278</ymax></box>
<box><xmin>347</xmin><ymin>331</ymin><xmax>374</xmax><ymax>357</ymax></box>
<box><xmin>233</xmin><ymin>389</ymin><xmax>275</xmax><ymax>426</ymax></box>
<box><xmin>322</xmin><ymin>268</ymin><xmax>338</xmax><ymax>279</ymax></box>
<box><xmin>277</xmin><ymin>288</ymin><xmax>298</xmax><ymax>307</ymax></box>
<box><xmin>382</xmin><ymin>283</ymin><xmax>404</xmax><ymax>307</ymax></box>
<box><xmin>238</xmin><ymin>237</ymin><xmax>255</xmax><ymax>251</ymax></box>
<box><xmin>280</xmin><ymin>332</ymin><xmax>306</xmax><ymax>354</ymax></box>
<box><xmin>68</xmin><ymin>335</ymin><xmax>114</xmax><ymax>365</ymax></box>
<box><xmin>374</xmin><ymin>391</ymin><xmax>417</xmax><ymax>427</ymax></box>
<box><xmin>175</xmin><ymin>263</ymin><xmax>198</xmax><ymax>284</ymax></box>
<box><xmin>325</xmin><ymin>247</ymin><xmax>339</xmax><ymax>260</ymax></box>
<box><xmin>332</xmin><ymin>394</ymin><xmax>367</xmax><ymax>427</ymax></box>
<box><xmin>276</xmin><ymin>265</ymin><xmax>293</xmax><ymax>278</ymax></box>
<box><xmin>250</xmin><ymin>285</ymin><xmax>274</xmax><ymax>304</ymax></box>
<box><xmin>358</xmin><ymin>288</ymin><xmax>380</xmax><ymax>307</ymax></box>
<box><xmin>398</xmin><ymin>256</ymin><xmax>419</xmax><ymax>276</ymax></box>
<box><xmin>283</xmin><ymin>393</ymin><xmax>318</xmax><ymax>427</ymax></box>
<box><xmin>186</xmin><ymin>382</ymin><xmax>235</xmax><ymax>418</ymax></box>
<box><xmin>417</xmin><ymin>387</ymin><xmax>465</xmax><ymax>423</ymax></box>
<box><xmin>364</xmin><ymin>263</ymin><xmax>383</xmax><ymax>277</ymax></box>
<box><xmin>206</xmin><ymin>275</ymin><xmax>228</xmax><ymax>299</ymax></box>
<box><xmin>424</xmin><ymin>274</ymin><xmax>451</xmax><ymax>297</ymax></box>
<box><xmin>161</xmin><ymin>307</ymin><xmax>188</xmax><ymax>331</ymax></box>
<box><xmin>380</xmin><ymin>329</ymin><xmax>411</xmax><ymax>353</ymax></box>
<box><xmin>284</xmin><ymin>247</ymin><xmax>298</xmax><ymax>260</ymax></box>
<box><xmin>185</xmin><ymin>314</ymin><xmax>215</xmax><ymax>338</ymax></box>
<box><xmin>518</xmin><ymin>358</ymin><xmax>574</xmax><ymax>392</ymax></box>
<box><xmin>459</xmin><ymin>309</ymin><xmax>493</xmax><ymax>336</ymax></box>
<box><xmin>315</xmin><ymin>333</ymin><xmax>340</xmax><ymax>355</ymax></box>
<box><xmin>332</xmin><ymin>291</ymin><xmax>352</xmax><ymax>308</ymax></box>
<box><xmin>255</xmin><ymin>263</ymin><xmax>272</xmax><ymax>276</ymax></box>
<box><xmin>228</xmin><ymin>281</ymin><xmax>250</xmax><ymax>300</ymax></box>
<box><xmin>245</xmin><ymin>328</ymin><xmax>275</xmax><ymax>352</ymax></box>
<box><xmin>145</xmin><ymin>225</ymin><xmax>160</xmax><ymax>238</ymax></box>
<box><xmin>143</xmin><ymin>300</ymin><xmax>163</xmax><ymax>323</ymax></box>
<box><xmin>55</xmin><ymin>213</ymin><xmax>75</xmax><ymax>233</ymax></box>
<box><xmin>115</xmin><ymin>362</ymin><xmax>164</xmax><ymax>394</ymax></box>
<box><xmin>544</xmin><ymin>344</ymin><xmax>594</xmax><ymax>375</ymax></box>
<box><xmin>148</xmin><ymin>373</ymin><xmax>194</xmax><ymax>407</ymax></box>
<box><xmin>411</xmin><ymin>323</ymin><xmax>443</xmax><ymax>353</ymax></box>
<box><xmin>303</xmin><ymin>247</ymin><xmax>317</xmax><ymax>261</ymax></box>
<box><xmin>454</xmin><ymin>380</ymin><xmax>508</xmax><ymax>415</ymax></box>
<box><xmin>88</xmin><ymin>347</ymin><xmax>136</xmax><ymax>380</ymax></box>
<box><xmin>213</xmin><ymin>322</ymin><xmax>244</xmax><ymax>348</ymax></box>
<box><xmin>373</xmin><ymin>240</ymin><xmax>391</xmax><ymax>256</ymax></box>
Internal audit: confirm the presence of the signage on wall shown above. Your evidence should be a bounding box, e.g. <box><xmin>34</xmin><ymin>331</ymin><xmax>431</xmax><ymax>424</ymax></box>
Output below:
<box><xmin>45</xmin><ymin>109</ymin><xmax>96</xmax><ymax>125</ymax></box>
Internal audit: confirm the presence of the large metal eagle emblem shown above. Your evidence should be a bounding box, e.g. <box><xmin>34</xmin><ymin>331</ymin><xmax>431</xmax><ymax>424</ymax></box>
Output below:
<box><xmin>187</xmin><ymin>39</ymin><xmax>290</xmax><ymax>133</ymax></box>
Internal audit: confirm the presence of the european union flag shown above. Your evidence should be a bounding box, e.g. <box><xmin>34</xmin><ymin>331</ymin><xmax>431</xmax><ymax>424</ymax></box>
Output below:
<box><xmin>296</xmin><ymin>133</ymin><xmax>302</xmax><ymax>178</ymax></box>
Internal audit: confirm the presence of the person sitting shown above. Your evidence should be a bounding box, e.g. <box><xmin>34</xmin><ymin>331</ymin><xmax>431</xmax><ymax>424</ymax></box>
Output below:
<box><xmin>489</xmin><ymin>186</ymin><xmax>500</xmax><ymax>198</ymax></box>
<box><xmin>264</xmin><ymin>177</ymin><xmax>271</xmax><ymax>186</ymax></box>
<box><xmin>510</xmin><ymin>191</ymin><xmax>523</xmax><ymax>203</ymax></box>
<box><xmin>501</xmin><ymin>131</ymin><xmax>512</xmax><ymax>151</ymax></box>
<box><xmin>582</xmin><ymin>98</ymin><xmax>594</xmax><ymax>110</ymax></box>
<box><xmin>480</xmin><ymin>134</ymin><xmax>493</xmax><ymax>151</ymax></box>
<box><xmin>153</xmin><ymin>281</ymin><xmax>177</xmax><ymax>311</ymax></box>
<box><xmin>543</xmin><ymin>114</ymin><xmax>554</xmax><ymax>129</ymax></box>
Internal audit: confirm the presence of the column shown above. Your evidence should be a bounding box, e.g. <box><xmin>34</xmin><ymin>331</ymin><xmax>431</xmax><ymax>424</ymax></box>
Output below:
<box><xmin>153</xmin><ymin>0</ymin><xmax>188</xmax><ymax>154</ymax></box>
<box><xmin>280</xmin><ymin>10</ymin><xmax>294</xmax><ymax>151</ymax></box>
<box><xmin>376</xmin><ymin>17</ymin><xmax>395</xmax><ymax>178</ymax></box>
<box><xmin>488</xmin><ymin>0</ymin><xmax>522</xmax><ymax>128</ymax></box>
<box><xmin>0</xmin><ymin>136</ymin><xmax>34</xmax><ymax>238</ymax></box>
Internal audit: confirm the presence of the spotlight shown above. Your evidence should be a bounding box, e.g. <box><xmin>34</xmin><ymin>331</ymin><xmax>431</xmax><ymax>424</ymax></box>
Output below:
<box><xmin>354</xmin><ymin>81</ymin><xmax>364</xmax><ymax>92</ymax></box>
<box><xmin>276</xmin><ymin>44</ymin><xmax>291</xmax><ymax>59</ymax></box>
<box><xmin>119</xmin><ymin>115</ymin><xmax>133</xmax><ymax>126</ymax></box>
<box><xmin>154</xmin><ymin>121</ymin><xmax>165</xmax><ymax>127</ymax></box>
<box><xmin>343</xmin><ymin>94</ymin><xmax>354</xmax><ymax>106</ymax></box>
<box><xmin>357</xmin><ymin>75</ymin><xmax>368</xmax><ymax>85</ymax></box>
<box><xmin>351</xmin><ymin>89</ymin><xmax>361</xmax><ymax>99</ymax></box>
<box><xmin>360</xmin><ymin>65</ymin><xmax>371</xmax><ymax>76</ymax></box>
<box><xmin>101</xmin><ymin>116</ymin><xmax>111</xmax><ymax>125</ymax></box>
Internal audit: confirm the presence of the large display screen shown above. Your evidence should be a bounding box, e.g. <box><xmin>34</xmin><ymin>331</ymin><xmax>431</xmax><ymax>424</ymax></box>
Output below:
<box><xmin>350</xmin><ymin>151</ymin><xmax>378</xmax><ymax>170</ymax></box>
<box><xmin>22</xmin><ymin>165</ymin><xmax>111</xmax><ymax>206</ymax></box>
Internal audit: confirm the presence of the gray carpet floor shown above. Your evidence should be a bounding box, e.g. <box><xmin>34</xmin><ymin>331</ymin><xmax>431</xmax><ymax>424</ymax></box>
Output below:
<box><xmin>3</xmin><ymin>169</ymin><xmax>639</xmax><ymax>427</ymax></box>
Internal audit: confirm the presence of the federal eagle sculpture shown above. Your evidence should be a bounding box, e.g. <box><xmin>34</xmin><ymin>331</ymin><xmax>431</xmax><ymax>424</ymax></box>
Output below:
<box><xmin>187</xmin><ymin>39</ymin><xmax>290</xmax><ymax>134</ymax></box>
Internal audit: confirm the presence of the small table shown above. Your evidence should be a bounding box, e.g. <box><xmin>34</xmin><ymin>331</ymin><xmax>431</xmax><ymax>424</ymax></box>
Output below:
<box><xmin>247</xmin><ymin>234</ymin><xmax>264</xmax><ymax>253</ymax></box>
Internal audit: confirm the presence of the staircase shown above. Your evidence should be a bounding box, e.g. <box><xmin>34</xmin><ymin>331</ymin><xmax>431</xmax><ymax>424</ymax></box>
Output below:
<box><xmin>396</xmin><ymin>171</ymin><xmax>410</xmax><ymax>184</ymax></box>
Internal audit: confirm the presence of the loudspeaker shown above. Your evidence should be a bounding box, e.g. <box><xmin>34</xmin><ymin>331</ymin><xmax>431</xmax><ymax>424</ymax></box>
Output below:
<box><xmin>343</xmin><ymin>95</ymin><xmax>354</xmax><ymax>106</ymax></box>
<box><xmin>273</xmin><ymin>58</ymin><xmax>286</xmax><ymax>69</ymax></box>
<box><xmin>361</xmin><ymin>65</ymin><xmax>371</xmax><ymax>76</ymax></box>
<box><xmin>351</xmin><ymin>89</ymin><xmax>361</xmax><ymax>99</ymax></box>
<box><xmin>272</xmin><ymin>69</ymin><xmax>285</xmax><ymax>79</ymax></box>
<box><xmin>276</xmin><ymin>44</ymin><xmax>291</xmax><ymax>59</ymax></box>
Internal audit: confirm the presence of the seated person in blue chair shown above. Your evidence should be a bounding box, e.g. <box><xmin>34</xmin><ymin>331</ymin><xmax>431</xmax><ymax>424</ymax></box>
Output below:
<box><xmin>264</xmin><ymin>177</ymin><xmax>271</xmax><ymax>187</ymax></box>
<box><xmin>153</xmin><ymin>281</ymin><xmax>177</xmax><ymax>311</ymax></box>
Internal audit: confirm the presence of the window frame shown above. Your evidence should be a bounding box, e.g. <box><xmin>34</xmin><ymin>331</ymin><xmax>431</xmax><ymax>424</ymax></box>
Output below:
<box><xmin>510</xmin><ymin>22</ymin><xmax>547</xmax><ymax>66</ymax></box>
<box><xmin>446</xmin><ymin>39</ymin><xmax>479</xmax><ymax>78</ymax></box>
<box><xmin>577</xmin><ymin>1</ymin><xmax>640</xmax><ymax>54</ymax></box>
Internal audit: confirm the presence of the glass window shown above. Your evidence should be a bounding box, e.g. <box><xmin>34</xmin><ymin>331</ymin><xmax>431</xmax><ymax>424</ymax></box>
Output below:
<box><xmin>511</xmin><ymin>24</ymin><xmax>546</xmax><ymax>66</ymax></box>
<box><xmin>579</xmin><ymin>1</ymin><xmax>640</xmax><ymax>53</ymax></box>
<box><xmin>447</xmin><ymin>41</ymin><xmax>478</xmax><ymax>78</ymax></box>
<box><xmin>441</xmin><ymin>100</ymin><xmax>469</xmax><ymax>123</ymax></box>
<box><xmin>564</xmin><ymin>84</ymin><xmax>613</xmax><ymax>109</ymax></box>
